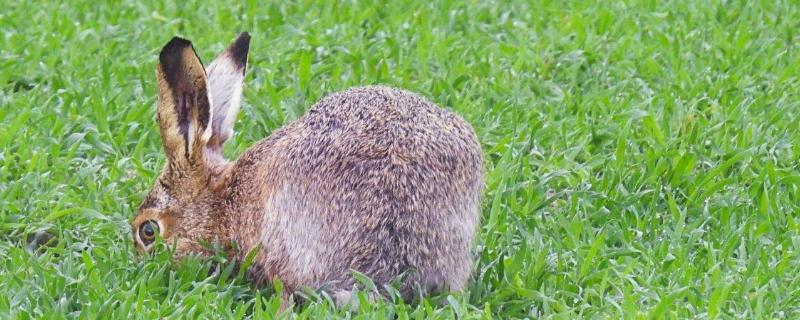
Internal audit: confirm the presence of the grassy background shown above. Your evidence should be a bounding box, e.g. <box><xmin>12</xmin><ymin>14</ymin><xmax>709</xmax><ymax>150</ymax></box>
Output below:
<box><xmin>2</xmin><ymin>0</ymin><xmax>800</xmax><ymax>318</ymax></box>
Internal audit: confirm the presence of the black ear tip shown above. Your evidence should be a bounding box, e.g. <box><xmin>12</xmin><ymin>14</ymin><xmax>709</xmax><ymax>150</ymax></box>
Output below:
<box><xmin>159</xmin><ymin>37</ymin><xmax>194</xmax><ymax>65</ymax></box>
<box><xmin>229</xmin><ymin>32</ymin><xmax>251</xmax><ymax>69</ymax></box>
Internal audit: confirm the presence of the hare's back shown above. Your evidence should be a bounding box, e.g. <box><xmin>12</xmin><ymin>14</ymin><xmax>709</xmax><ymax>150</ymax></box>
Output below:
<box><xmin>295</xmin><ymin>86</ymin><xmax>481</xmax><ymax>178</ymax></box>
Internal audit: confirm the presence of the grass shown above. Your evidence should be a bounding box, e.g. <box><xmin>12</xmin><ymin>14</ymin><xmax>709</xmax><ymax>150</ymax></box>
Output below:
<box><xmin>2</xmin><ymin>0</ymin><xmax>800</xmax><ymax>318</ymax></box>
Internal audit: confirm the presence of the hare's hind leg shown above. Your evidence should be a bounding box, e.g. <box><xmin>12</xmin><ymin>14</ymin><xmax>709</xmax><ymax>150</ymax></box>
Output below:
<box><xmin>331</xmin><ymin>287</ymin><xmax>385</xmax><ymax>310</ymax></box>
<box><xmin>402</xmin><ymin>256</ymin><xmax>472</xmax><ymax>299</ymax></box>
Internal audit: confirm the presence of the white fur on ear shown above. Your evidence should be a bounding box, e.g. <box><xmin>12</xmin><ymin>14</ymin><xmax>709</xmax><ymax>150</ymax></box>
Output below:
<box><xmin>206</xmin><ymin>32</ymin><xmax>250</xmax><ymax>153</ymax></box>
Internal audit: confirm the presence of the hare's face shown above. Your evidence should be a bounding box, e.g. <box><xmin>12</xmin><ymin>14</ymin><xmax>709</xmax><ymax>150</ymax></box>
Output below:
<box><xmin>131</xmin><ymin>172</ymin><xmax>220</xmax><ymax>256</ymax></box>
<box><xmin>131</xmin><ymin>172</ymin><xmax>187</xmax><ymax>254</ymax></box>
<box><xmin>131</xmin><ymin>34</ymin><xmax>250</xmax><ymax>256</ymax></box>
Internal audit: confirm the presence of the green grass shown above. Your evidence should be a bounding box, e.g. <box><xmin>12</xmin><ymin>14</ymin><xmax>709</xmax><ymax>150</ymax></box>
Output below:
<box><xmin>2</xmin><ymin>0</ymin><xmax>800</xmax><ymax>318</ymax></box>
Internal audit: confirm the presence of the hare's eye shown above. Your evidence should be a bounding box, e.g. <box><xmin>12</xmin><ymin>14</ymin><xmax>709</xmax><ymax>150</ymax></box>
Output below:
<box><xmin>139</xmin><ymin>220</ymin><xmax>159</xmax><ymax>246</ymax></box>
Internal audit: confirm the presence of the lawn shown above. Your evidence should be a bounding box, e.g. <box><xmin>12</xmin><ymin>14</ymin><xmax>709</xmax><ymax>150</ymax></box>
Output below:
<box><xmin>2</xmin><ymin>0</ymin><xmax>800</xmax><ymax>318</ymax></box>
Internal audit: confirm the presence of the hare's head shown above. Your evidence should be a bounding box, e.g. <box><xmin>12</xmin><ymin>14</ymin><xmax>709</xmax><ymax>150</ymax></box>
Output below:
<box><xmin>132</xmin><ymin>33</ymin><xmax>250</xmax><ymax>256</ymax></box>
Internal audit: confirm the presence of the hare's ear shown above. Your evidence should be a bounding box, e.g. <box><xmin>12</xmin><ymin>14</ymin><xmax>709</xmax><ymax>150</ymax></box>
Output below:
<box><xmin>156</xmin><ymin>37</ymin><xmax>212</xmax><ymax>173</ymax></box>
<box><xmin>206</xmin><ymin>32</ymin><xmax>250</xmax><ymax>155</ymax></box>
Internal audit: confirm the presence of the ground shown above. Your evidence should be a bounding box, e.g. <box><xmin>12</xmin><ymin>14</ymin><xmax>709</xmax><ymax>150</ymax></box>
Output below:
<box><xmin>2</xmin><ymin>0</ymin><xmax>800</xmax><ymax>319</ymax></box>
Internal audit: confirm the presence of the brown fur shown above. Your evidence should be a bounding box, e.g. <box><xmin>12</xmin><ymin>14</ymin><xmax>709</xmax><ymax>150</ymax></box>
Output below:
<box><xmin>132</xmin><ymin>34</ymin><xmax>484</xmax><ymax>307</ymax></box>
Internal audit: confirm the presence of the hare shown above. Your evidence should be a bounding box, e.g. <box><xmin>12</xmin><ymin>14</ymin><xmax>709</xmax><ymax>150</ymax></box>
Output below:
<box><xmin>131</xmin><ymin>33</ymin><xmax>484</xmax><ymax>307</ymax></box>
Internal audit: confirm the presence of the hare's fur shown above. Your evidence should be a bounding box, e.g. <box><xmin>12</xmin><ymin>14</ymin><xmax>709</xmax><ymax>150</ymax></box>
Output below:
<box><xmin>132</xmin><ymin>34</ymin><xmax>484</xmax><ymax>306</ymax></box>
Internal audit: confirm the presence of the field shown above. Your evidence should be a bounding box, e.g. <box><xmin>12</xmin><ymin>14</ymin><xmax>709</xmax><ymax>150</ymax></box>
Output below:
<box><xmin>2</xmin><ymin>0</ymin><xmax>800</xmax><ymax>318</ymax></box>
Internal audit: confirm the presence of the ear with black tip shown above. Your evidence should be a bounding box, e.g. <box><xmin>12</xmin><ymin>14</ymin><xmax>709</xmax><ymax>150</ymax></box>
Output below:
<box><xmin>156</xmin><ymin>36</ymin><xmax>212</xmax><ymax>173</ymax></box>
<box><xmin>205</xmin><ymin>32</ymin><xmax>251</xmax><ymax>155</ymax></box>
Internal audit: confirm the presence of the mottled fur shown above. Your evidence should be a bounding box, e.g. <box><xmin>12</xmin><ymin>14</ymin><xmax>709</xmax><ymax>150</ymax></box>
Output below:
<box><xmin>132</xmin><ymin>34</ymin><xmax>484</xmax><ymax>307</ymax></box>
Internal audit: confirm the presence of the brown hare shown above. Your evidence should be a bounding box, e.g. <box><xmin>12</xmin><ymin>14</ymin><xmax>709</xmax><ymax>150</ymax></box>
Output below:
<box><xmin>131</xmin><ymin>33</ymin><xmax>484</xmax><ymax>307</ymax></box>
